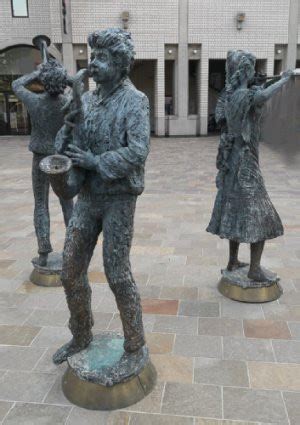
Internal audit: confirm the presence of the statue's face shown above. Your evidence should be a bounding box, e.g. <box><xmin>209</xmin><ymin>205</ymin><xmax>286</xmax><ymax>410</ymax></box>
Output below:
<box><xmin>89</xmin><ymin>48</ymin><xmax>118</xmax><ymax>83</ymax></box>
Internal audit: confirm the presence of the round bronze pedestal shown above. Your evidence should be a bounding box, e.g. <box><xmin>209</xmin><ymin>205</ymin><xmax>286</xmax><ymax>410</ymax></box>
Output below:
<box><xmin>218</xmin><ymin>266</ymin><xmax>283</xmax><ymax>303</ymax></box>
<box><xmin>30</xmin><ymin>252</ymin><xmax>62</xmax><ymax>287</ymax></box>
<box><xmin>61</xmin><ymin>332</ymin><xmax>157</xmax><ymax>410</ymax></box>
<box><xmin>62</xmin><ymin>360</ymin><xmax>157</xmax><ymax>410</ymax></box>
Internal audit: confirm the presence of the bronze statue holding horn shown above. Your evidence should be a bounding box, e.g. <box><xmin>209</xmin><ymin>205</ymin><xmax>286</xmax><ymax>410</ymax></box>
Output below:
<box><xmin>12</xmin><ymin>35</ymin><xmax>74</xmax><ymax>283</ymax></box>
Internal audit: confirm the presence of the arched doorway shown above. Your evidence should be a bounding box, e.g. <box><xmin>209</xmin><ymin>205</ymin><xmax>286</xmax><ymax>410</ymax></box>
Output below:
<box><xmin>0</xmin><ymin>45</ymin><xmax>43</xmax><ymax>135</ymax></box>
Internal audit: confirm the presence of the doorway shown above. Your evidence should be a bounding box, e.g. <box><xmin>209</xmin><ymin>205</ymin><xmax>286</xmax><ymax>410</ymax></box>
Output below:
<box><xmin>0</xmin><ymin>91</ymin><xmax>30</xmax><ymax>135</ymax></box>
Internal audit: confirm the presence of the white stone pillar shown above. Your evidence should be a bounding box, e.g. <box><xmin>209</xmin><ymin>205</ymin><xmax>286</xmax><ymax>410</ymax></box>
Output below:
<box><xmin>154</xmin><ymin>57</ymin><xmax>165</xmax><ymax>136</ymax></box>
<box><xmin>177</xmin><ymin>0</ymin><xmax>188</xmax><ymax>119</ymax></box>
<box><xmin>61</xmin><ymin>0</ymin><xmax>76</xmax><ymax>76</ymax></box>
<box><xmin>199</xmin><ymin>48</ymin><xmax>209</xmax><ymax>135</ymax></box>
<box><xmin>286</xmin><ymin>0</ymin><xmax>299</xmax><ymax>69</ymax></box>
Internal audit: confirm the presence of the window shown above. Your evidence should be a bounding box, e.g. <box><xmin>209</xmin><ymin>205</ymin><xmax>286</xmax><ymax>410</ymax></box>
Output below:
<box><xmin>11</xmin><ymin>0</ymin><xmax>28</xmax><ymax>17</ymax></box>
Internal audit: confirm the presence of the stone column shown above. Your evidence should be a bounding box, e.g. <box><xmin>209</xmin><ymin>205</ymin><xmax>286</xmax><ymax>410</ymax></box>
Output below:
<box><xmin>61</xmin><ymin>0</ymin><xmax>76</xmax><ymax>75</ymax></box>
<box><xmin>154</xmin><ymin>57</ymin><xmax>165</xmax><ymax>136</ymax></box>
<box><xmin>177</xmin><ymin>0</ymin><xmax>189</xmax><ymax>119</ymax></box>
<box><xmin>286</xmin><ymin>0</ymin><xmax>299</xmax><ymax>69</ymax></box>
<box><xmin>199</xmin><ymin>48</ymin><xmax>209</xmax><ymax>135</ymax></box>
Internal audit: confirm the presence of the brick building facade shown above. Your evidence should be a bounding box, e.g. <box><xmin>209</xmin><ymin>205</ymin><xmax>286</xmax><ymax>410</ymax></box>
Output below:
<box><xmin>0</xmin><ymin>0</ymin><xmax>299</xmax><ymax>136</ymax></box>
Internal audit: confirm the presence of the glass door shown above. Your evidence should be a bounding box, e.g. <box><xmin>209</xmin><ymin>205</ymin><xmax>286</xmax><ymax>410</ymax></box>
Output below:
<box><xmin>0</xmin><ymin>93</ymin><xmax>9</xmax><ymax>135</ymax></box>
<box><xmin>7</xmin><ymin>93</ymin><xmax>30</xmax><ymax>135</ymax></box>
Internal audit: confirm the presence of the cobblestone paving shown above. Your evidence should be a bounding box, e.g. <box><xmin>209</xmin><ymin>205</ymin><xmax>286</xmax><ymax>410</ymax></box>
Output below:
<box><xmin>0</xmin><ymin>136</ymin><xmax>299</xmax><ymax>425</ymax></box>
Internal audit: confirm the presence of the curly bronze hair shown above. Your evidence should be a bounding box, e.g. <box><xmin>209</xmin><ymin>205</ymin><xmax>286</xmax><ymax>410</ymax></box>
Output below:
<box><xmin>88</xmin><ymin>28</ymin><xmax>135</xmax><ymax>77</ymax></box>
<box><xmin>39</xmin><ymin>58</ymin><xmax>68</xmax><ymax>95</ymax></box>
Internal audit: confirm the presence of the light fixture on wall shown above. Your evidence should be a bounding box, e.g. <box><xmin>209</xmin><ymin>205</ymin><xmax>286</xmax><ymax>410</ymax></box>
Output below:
<box><xmin>79</xmin><ymin>49</ymin><xmax>84</xmax><ymax>55</ymax></box>
<box><xmin>121</xmin><ymin>11</ymin><xmax>130</xmax><ymax>29</ymax></box>
<box><xmin>236</xmin><ymin>13</ymin><xmax>245</xmax><ymax>30</ymax></box>
<box><xmin>276</xmin><ymin>49</ymin><xmax>282</xmax><ymax>54</ymax></box>
<box><xmin>193</xmin><ymin>50</ymin><xmax>198</xmax><ymax>55</ymax></box>
<box><xmin>168</xmin><ymin>49</ymin><xmax>173</xmax><ymax>55</ymax></box>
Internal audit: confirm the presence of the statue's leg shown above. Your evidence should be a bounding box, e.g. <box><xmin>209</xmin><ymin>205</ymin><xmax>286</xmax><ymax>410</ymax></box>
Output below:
<box><xmin>53</xmin><ymin>202</ymin><xmax>101</xmax><ymax>364</ymax></box>
<box><xmin>58</xmin><ymin>196</ymin><xmax>74</xmax><ymax>227</ymax></box>
<box><xmin>248</xmin><ymin>240</ymin><xmax>269</xmax><ymax>281</ymax></box>
<box><xmin>227</xmin><ymin>240</ymin><xmax>248</xmax><ymax>271</ymax></box>
<box><xmin>32</xmin><ymin>153</ymin><xmax>52</xmax><ymax>266</ymax></box>
<box><xmin>103</xmin><ymin>195</ymin><xmax>145</xmax><ymax>353</ymax></box>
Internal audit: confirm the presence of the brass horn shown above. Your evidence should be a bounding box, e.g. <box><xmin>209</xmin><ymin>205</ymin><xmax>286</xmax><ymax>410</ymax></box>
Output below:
<box><xmin>32</xmin><ymin>34</ymin><xmax>51</xmax><ymax>64</ymax></box>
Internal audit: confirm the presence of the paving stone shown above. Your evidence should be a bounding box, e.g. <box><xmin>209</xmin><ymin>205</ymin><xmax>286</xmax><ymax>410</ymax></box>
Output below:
<box><xmin>66</xmin><ymin>409</ymin><xmax>130</xmax><ymax>425</ymax></box>
<box><xmin>3</xmin><ymin>403</ymin><xmax>71</xmax><ymax>425</ymax></box>
<box><xmin>194</xmin><ymin>357</ymin><xmax>249</xmax><ymax>387</ymax></box>
<box><xmin>88</xmin><ymin>270</ymin><xmax>107</xmax><ymax>283</ymax></box>
<box><xmin>0</xmin><ymin>346</ymin><xmax>45</xmax><ymax>370</ymax></box>
<box><xmin>24</xmin><ymin>309</ymin><xmax>69</xmax><ymax>327</ymax></box>
<box><xmin>146</xmin><ymin>332</ymin><xmax>174</xmax><ymax>354</ymax></box>
<box><xmin>283</xmin><ymin>391</ymin><xmax>300</xmax><ymax>425</ymax></box>
<box><xmin>243</xmin><ymin>319</ymin><xmax>291</xmax><ymax>339</ymax></box>
<box><xmin>223</xmin><ymin>337</ymin><xmax>275</xmax><ymax>361</ymax></box>
<box><xmin>0</xmin><ymin>371</ymin><xmax>56</xmax><ymax>402</ymax></box>
<box><xmin>223</xmin><ymin>387</ymin><xmax>288</xmax><ymax>423</ymax></box>
<box><xmin>0</xmin><ymin>293</ymin><xmax>28</xmax><ymax>308</ymax></box>
<box><xmin>153</xmin><ymin>315</ymin><xmax>198</xmax><ymax>334</ymax></box>
<box><xmin>279</xmin><ymin>291</ymin><xmax>300</xmax><ymax>305</ymax></box>
<box><xmin>262</xmin><ymin>303</ymin><xmax>300</xmax><ymax>321</ymax></box>
<box><xmin>33</xmin><ymin>348</ymin><xmax>67</xmax><ymax>374</ymax></box>
<box><xmin>198</xmin><ymin>318</ymin><xmax>243</xmax><ymax>336</ymax></box>
<box><xmin>196</xmin><ymin>420</ymin><xmax>259</xmax><ymax>425</ymax></box>
<box><xmin>0</xmin><ymin>307</ymin><xmax>32</xmax><ymax>325</ymax></box>
<box><xmin>152</xmin><ymin>354</ymin><xmax>193</xmax><ymax>383</ymax></box>
<box><xmin>248</xmin><ymin>361</ymin><xmax>300</xmax><ymax>391</ymax></box>
<box><xmin>162</xmin><ymin>382</ymin><xmax>222</xmax><ymax>418</ymax></box>
<box><xmin>179</xmin><ymin>300</ymin><xmax>220</xmax><ymax>317</ymax></box>
<box><xmin>221</xmin><ymin>300</ymin><xmax>264</xmax><ymax>319</ymax></box>
<box><xmin>92</xmin><ymin>312</ymin><xmax>113</xmax><ymax>330</ymax></box>
<box><xmin>142</xmin><ymin>298</ymin><xmax>178</xmax><ymax>315</ymax></box>
<box><xmin>173</xmin><ymin>334</ymin><xmax>222</xmax><ymax>358</ymax></box>
<box><xmin>108</xmin><ymin>313</ymin><xmax>155</xmax><ymax>333</ymax></box>
<box><xmin>130</xmin><ymin>413</ymin><xmax>194</xmax><ymax>425</ymax></box>
<box><xmin>288</xmin><ymin>321</ymin><xmax>300</xmax><ymax>339</ymax></box>
<box><xmin>19</xmin><ymin>293</ymin><xmax>64</xmax><ymax>310</ymax></box>
<box><xmin>0</xmin><ymin>324</ymin><xmax>41</xmax><ymax>345</ymax></box>
<box><xmin>0</xmin><ymin>401</ymin><xmax>13</xmax><ymax>421</ymax></box>
<box><xmin>30</xmin><ymin>326</ymin><xmax>72</xmax><ymax>347</ymax></box>
<box><xmin>139</xmin><ymin>285</ymin><xmax>161</xmax><ymax>299</ymax></box>
<box><xmin>160</xmin><ymin>286</ymin><xmax>198</xmax><ymax>301</ymax></box>
<box><xmin>125</xmin><ymin>381</ymin><xmax>164</xmax><ymax>413</ymax></box>
<box><xmin>272</xmin><ymin>340</ymin><xmax>300</xmax><ymax>363</ymax></box>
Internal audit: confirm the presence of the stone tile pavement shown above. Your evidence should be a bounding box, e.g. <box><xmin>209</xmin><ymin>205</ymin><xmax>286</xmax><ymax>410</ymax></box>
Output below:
<box><xmin>0</xmin><ymin>135</ymin><xmax>299</xmax><ymax>424</ymax></box>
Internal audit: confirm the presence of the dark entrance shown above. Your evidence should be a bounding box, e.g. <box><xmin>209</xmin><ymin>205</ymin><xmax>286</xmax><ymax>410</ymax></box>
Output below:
<box><xmin>130</xmin><ymin>60</ymin><xmax>155</xmax><ymax>133</ymax></box>
<box><xmin>0</xmin><ymin>45</ymin><xmax>42</xmax><ymax>135</ymax></box>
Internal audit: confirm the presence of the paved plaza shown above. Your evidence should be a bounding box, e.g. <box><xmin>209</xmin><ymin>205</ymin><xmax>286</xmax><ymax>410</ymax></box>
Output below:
<box><xmin>0</xmin><ymin>135</ymin><xmax>299</xmax><ymax>424</ymax></box>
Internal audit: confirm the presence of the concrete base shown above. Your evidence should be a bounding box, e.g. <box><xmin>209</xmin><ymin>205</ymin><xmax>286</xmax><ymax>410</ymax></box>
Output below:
<box><xmin>168</xmin><ymin>116</ymin><xmax>198</xmax><ymax>136</ymax></box>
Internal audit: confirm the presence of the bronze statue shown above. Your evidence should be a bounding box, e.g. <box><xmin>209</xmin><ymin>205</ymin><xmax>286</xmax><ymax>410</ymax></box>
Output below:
<box><xmin>41</xmin><ymin>29</ymin><xmax>150</xmax><ymax>365</ymax></box>
<box><xmin>207</xmin><ymin>50</ymin><xmax>292</xmax><ymax>283</ymax></box>
<box><xmin>12</xmin><ymin>36</ymin><xmax>73</xmax><ymax>267</ymax></box>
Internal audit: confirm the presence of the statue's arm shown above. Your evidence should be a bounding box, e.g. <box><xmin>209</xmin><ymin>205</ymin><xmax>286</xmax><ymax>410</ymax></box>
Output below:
<box><xmin>95</xmin><ymin>94</ymin><xmax>150</xmax><ymax>180</ymax></box>
<box><xmin>253</xmin><ymin>70</ymin><xmax>293</xmax><ymax>105</ymax></box>
<box><xmin>11</xmin><ymin>70</ymin><xmax>40</xmax><ymax>105</ymax></box>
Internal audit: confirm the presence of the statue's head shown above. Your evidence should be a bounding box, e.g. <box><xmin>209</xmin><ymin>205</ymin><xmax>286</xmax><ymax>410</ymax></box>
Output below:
<box><xmin>226</xmin><ymin>50</ymin><xmax>256</xmax><ymax>87</ymax></box>
<box><xmin>87</xmin><ymin>28</ymin><xmax>135</xmax><ymax>84</ymax></box>
<box><xmin>39</xmin><ymin>58</ymin><xmax>68</xmax><ymax>96</ymax></box>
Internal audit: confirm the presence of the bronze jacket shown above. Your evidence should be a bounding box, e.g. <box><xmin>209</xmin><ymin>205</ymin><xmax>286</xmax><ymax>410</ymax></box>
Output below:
<box><xmin>56</xmin><ymin>78</ymin><xmax>150</xmax><ymax>198</ymax></box>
